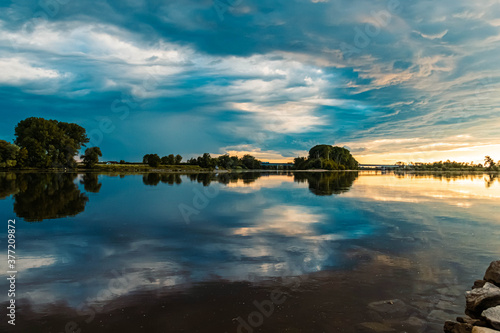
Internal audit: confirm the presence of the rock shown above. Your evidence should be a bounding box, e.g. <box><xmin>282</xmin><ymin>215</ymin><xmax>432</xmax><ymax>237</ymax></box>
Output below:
<box><xmin>443</xmin><ymin>321</ymin><xmax>473</xmax><ymax>333</ymax></box>
<box><xmin>466</xmin><ymin>282</ymin><xmax>500</xmax><ymax>314</ymax></box>
<box><xmin>482</xmin><ymin>305</ymin><xmax>500</xmax><ymax>330</ymax></box>
<box><xmin>485</xmin><ymin>261</ymin><xmax>500</xmax><ymax>286</ymax></box>
<box><xmin>356</xmin><ymin>322</ymin><xmax>395</xmax><ymax>332</ymax></box>
<box><xmin>457</xmin><ymin>316</ymin><xmax>488</xmax><ymax>327</ymax></box>
<box><xmin>472</xmin><ymin>327</ymin><xmax>500</xmax><ymax>333</ymax></box>
<box><xmin>474</xmin><ymin>280</ymin><xmax>487</xmax><ymax>289</ymax></box>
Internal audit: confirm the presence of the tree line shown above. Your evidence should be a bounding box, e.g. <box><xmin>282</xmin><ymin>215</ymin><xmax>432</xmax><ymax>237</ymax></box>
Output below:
<box><xmin>142</xmin><ymin>154</ymin><xmax>183</xmax><ymax>167</ymax></box>
<box><xmin>396</xmin><ymin>156</ymin><xmax>499</xmax><ymax>171</ymax></box>
<box><xmin>142</xmin><ymin>152</ymin><xmax>264</xmax><ymax>170</ymax></box>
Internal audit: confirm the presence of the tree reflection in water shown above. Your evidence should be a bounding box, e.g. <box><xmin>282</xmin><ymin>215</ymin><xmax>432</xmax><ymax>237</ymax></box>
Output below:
<box><xmin>294</xmin><ymin>172</ymin><xmax>359</xmax><ymax>196</ymax></box>
<box><xmin>182</xmin><ymin>171</ymin><xmax>359</xmax><ymax>196</ymax></box>
<box><xmin>14</xmin><ymin>173</ymin><xmax>89</xmax><ymax>222</ymax></box>
<box><xmin>0</xmin><ymin>171</ymin><xmax>360</xmax><ymax>223</ymax></box>
<box><xmin>142</xmin><ymin>173</ymin><xmax>182</xmax><ymax>186</ymax></box>
<box><xmin>0</xmin><ymin>172</ymin><xmax>102</xmax><ymax>222</ymax></box>
<box><xmin>80</xmin><ymin>173</ymin><xmax>102</xmax><ymax>193</ymax></box>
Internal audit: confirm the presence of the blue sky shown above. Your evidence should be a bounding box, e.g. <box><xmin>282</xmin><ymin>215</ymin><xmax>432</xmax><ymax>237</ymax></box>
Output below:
<box><xmin>0</xmin><ymin>0</ymin><xmax>499</xmax><ymax>163</ymax></box>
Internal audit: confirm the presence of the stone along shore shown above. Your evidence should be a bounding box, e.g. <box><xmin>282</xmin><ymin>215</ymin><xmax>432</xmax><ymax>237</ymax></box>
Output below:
<box><xmin>444</xmin><ymin>261</ymin><xmax>500</xmax><ymax>333</ymax></box>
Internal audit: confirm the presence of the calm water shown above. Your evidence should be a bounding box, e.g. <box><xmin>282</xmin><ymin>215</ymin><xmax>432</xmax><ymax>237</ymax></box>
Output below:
<box><xmin>0</xmin><ymin>171</ymin><xmax>499</xmax><ymax>332</ymax></box>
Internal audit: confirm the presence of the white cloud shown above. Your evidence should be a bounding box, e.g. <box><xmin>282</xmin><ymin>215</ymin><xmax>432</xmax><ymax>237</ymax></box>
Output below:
<box><xmin>415</xmin><ymin>29</ymin><xmax>449</xmax><ymax>40</ymax></box>
<box><xmin>0</xmin><ymin>58</ymin><xmax>60</xmax><ymax>84</ymax></box>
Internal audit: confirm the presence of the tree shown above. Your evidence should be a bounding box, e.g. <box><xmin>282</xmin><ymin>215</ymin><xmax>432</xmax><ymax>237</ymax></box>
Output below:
<box><xmin>293</xmin><ymin>157</ymin><xmax>308</xmax><ymax>170</ymax></box>
<box><xmin>240</xmin><ymin>154</ymin><xmax>262</xmax><ymax>169</ymax></box>
<box><xmin>81</xmin><ymin>147</ymin><xmax>102</xmax><ymax>168</ymax></box>
<box><xmin>161</xmin><ymin>154</ymin><xmax>177</xmax><ymax>165</ymax></box>
<box><xmin>17</xmin><ymin>147</ymin><xmax>28</xmax><ymax>167</ymax></box>
<box><xmin>307</xmin><ymin>145</ymin><xmax>359</xmax><ymax>170</ymax></box>
<box><xmin>484</xmin><ymin>156</ymin><xmax>496</xmax><ymax>170</ymax></box>
<box><xmin>143</xmin><ymin>153</ymin><xmax>161</xmax><ymax>167</ymax></box>
<box><xmin>217</xmin><ymin>154</ymin><xmax>232</xmax><ymax>169</ymax></box>
<box><xmin>14</xmin><ymin>117</ymin><xmax>89</xmax><ymax>168</ymax></box>
<box><xmin>0</xmin><ymin>140</ymin><xmax>19</xmax><ymax>168</ymax></box>
<box><xmin>175</xmin><ymin>154</ymin><xmax>182</xmax><ymax>165</ymax></box>
<box><xmin>197</xmin><ymin>153</ymin><xmax>216</xmax><ymax>169</ymax></box>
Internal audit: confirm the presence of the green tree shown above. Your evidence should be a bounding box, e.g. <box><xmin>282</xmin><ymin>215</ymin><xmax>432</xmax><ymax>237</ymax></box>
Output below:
<box><xmin>161</xmin><ymin>154</ymin><xmax>176</xmax><ymax>165</ymax></box>
<box><xmin>197</xmin><ymin>153</ymin><xmax>216</xmax><ymax>169</ymax></box>
<box><xmin>81</xmin><ymin>147</ymin><xmax>102</xmax><ymax>168</ymax></box>
<box><xmin>0</xmin><ymin>140</ymin><xmax>19</xmax><ymax>168</ymax></box>
<box><xmin>144</xmin><ymin>153</ymin><xmax>161</xmax><ymax>167</ymax></box>
<box><xmin>217</xmin><ymin>154</ymin><xmax>232</xmax><ymax>169</ymax></box>
<box><xmin>293</xmin><ymin>157</ymin><xmax>308</xmax><ymax>170</ymax></box>
<box><xmin>308</xmin><ymin>145</ymin><xmax>359</xmax><ymax>170</ymax></box>
<box><xmin>17</xmin><ymin>147</ymin><xmax>28</xmax><ymax>167</ymax></box>
<box><xmin>14</xmin><ymin>117</ymin><xmax>89</xmax><ymax>168</ymax></box>
<box><xmin>240</xmin><ymin>154</ymin><xmax>262</xmax><ymax>169</ymax></box>
<box><xmin>175</xmin><ymin>154</ymin><xmax>182</xmax><ymax>165</ymax></box>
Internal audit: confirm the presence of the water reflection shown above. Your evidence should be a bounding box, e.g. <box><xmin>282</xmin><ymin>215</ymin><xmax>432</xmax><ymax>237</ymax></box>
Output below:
<box><xmin>80</xmin><ymin>173</ymin><xmax>102</xmax><ymax>193</ymax></box>
<box><xmin>0</xmin><ymin>172</ymin><xmax>18</xmax><ymax>199</ymax></box>
<box><xmin>0</xmin><ymin>171</ymin><xmax>499</xmax><ymax>333</ymax></box>
<box><xmin>486</xmin><ymin>174</ymin><xmax>498</xmax><ymax>188</ymax></box>
<box><xmin>0</xmin><ymin>172</ymin><xmax>107</xmax><ymax>221</ymax></box>
<box><xmin>10</xmin><ymin>173</ymin><xmax>89</xmax><ymax>222</ymax></box>
<box><xmin>187</xmin><ymin>172</ymin><xmax>263</xmax><ymax>186</ymax></box>
<box><xmin>143</xmin><ymin>173</ymin><xmax>182</xmax><ymax>186</ymax></box>
<box><xmin>394</xmin><ymin>171</ymin><xmax>500</xmax><ymax>188</ymax></box>
<box><xmin>294</xmin><ymin>171</ymin><xmax>358</xmax><ymax>196</ymax></box>
<box><xmin>0</xmin><ymin>172</ymin><xmax>359</xmax><ymax>223</ymax></box>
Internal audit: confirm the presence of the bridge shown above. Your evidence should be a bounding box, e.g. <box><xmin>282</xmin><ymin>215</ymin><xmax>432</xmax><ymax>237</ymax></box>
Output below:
<box><xmin>260</xmin><ymin>162</ymin><xmax>403</xmax><ymax>170</ymax></box>
<box><xmin>359</xmin><ymin>164</ymin><xmax>402</xmax><ymax>170</ymax></box>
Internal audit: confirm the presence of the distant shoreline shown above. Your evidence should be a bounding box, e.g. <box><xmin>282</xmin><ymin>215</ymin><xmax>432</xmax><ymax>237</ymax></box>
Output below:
<box><xmin>0</xmin><ymin>168</ymin><xmax>498</xmax><ymax>175</ymax></box>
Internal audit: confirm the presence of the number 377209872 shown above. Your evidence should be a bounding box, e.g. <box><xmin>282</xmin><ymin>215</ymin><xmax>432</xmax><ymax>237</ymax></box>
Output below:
<box><xmin>8</xmin><ymin>219</ymin><xmax>16</xmax><ymax>269</ymax></box>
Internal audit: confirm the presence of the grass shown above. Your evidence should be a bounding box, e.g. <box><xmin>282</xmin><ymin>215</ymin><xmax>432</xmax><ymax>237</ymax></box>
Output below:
<box><xmin>84</xmin><ymin>163</ymin><xmax>207</xmax><ymax>172</ymax></box>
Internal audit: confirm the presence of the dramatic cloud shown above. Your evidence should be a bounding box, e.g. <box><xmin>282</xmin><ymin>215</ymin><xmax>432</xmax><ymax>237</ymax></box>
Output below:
<box><xmin>0</xmin><ymin>0</ymin><xmax>499</xmax><ymax>162</ymax></box>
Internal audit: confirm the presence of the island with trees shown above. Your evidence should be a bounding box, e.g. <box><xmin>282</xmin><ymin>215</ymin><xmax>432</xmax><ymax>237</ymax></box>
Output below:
<box><xmin>294</xmin><ymin>145</ymin><xmax>359</xmax><ymax>170</ymax></box>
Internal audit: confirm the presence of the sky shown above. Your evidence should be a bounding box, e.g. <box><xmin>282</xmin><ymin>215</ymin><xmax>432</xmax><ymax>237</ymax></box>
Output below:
<box><xmin>0</xmin><ymin>0</ymin><xmax>499</xmax><ymax>164</ymax></box>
